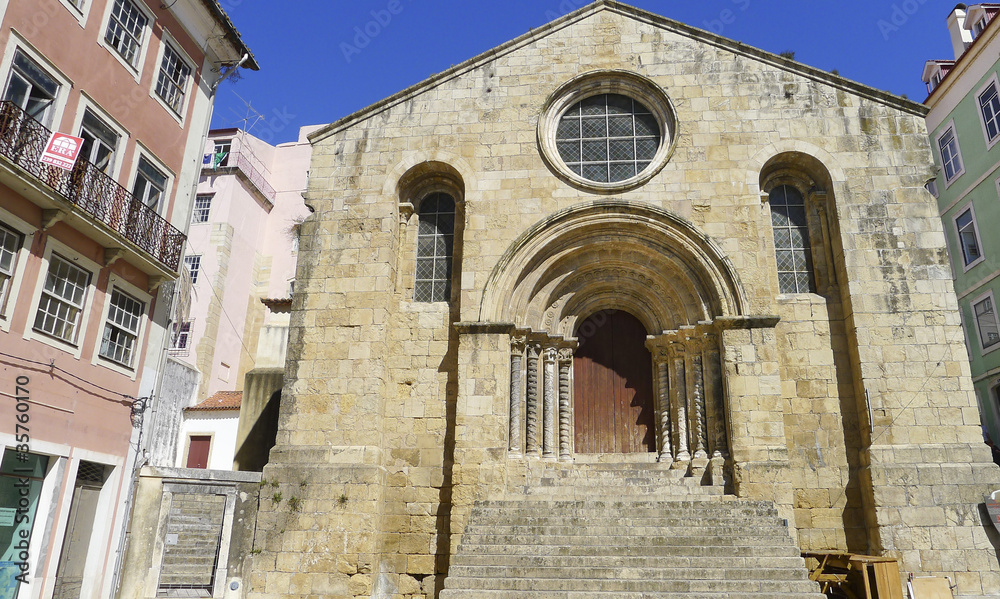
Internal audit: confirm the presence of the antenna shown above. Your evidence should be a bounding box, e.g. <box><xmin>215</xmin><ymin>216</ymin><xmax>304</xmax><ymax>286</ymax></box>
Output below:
<box><xmin>227</xmin><ymin>90</ymin><xmax>266</xmax><ymax>135</ymax></box>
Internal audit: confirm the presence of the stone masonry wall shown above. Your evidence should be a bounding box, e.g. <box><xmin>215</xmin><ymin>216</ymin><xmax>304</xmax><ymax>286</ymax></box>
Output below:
<box><xmin>247</xmin><ymin>5</ymin><xmax>1000</xmax><ymax>599</ymax></box>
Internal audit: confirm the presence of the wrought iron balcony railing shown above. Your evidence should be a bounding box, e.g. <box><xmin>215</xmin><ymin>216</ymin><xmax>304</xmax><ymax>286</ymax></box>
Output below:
<box><xmin>0</xmin><ymin>101</ymin><xmax>185</xmax><ymax>272</ymax></box>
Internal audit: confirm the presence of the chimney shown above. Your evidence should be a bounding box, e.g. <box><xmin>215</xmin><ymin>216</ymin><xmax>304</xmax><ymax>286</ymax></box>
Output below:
<box><xmin>948</xmin><ymin>4</ymin><xmax>973</xmax><ymax>59</ymax></box>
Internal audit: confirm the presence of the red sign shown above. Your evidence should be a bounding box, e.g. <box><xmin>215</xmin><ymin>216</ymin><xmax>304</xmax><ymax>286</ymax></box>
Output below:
<box><xmin>39</xmin><ymin>132</ymin><xmax>84</xmax><ymax>170</ymax></box>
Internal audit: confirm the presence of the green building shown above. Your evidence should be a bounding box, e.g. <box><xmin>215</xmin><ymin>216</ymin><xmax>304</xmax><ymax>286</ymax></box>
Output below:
<box><xmin>923</xmin><ymin>3</ymin><xmax>1000</xmax><ymax>449</ymax></box>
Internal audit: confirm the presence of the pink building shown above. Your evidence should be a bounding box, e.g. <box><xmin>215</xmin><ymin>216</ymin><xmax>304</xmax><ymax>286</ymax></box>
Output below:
<box><xmin>155</xmin><ymin>127</ymin><xmax>315</xmax><ymax>473</ymax></box>
<box><xmin>0</xmin><ymin>1</ymin><xmax>256</xmax><ymax>598</ymax></box>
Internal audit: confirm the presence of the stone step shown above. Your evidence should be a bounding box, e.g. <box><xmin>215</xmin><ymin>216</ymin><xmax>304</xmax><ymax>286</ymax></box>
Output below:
<box><xmin>447</xmin><ymin>468</ymin><xmax>819</xmax><ymax>598</ymax></box>
<box><xmin>472</xmin><ymin>500</ymin><xmax>779</xmax><ymax>515</ymax></box>
<box><xmin>524</xmin><ymin>483</ymin><xmax>724</xmax><ymax>499</ymax></box>
<box><xmin>440</xmin><ymin>591</ymin><xmax>826</xmax><ymax>599</ymax></box>
<box><xmin>459</xmin><ymin>534</ymin><xmax>793</xmax><ymax>549</ymax></box>
<box><xmin>461</xmin><ymin>524</ymin><xmax>791</xmax><ymax>537</ymax></box>
<box><xmin>456</xmin><ymin>543</ymin><xmax>804</xmax><ymax>558</ymax></box>
<box><xmin>447</xmin><ymin>565</ymin><xmax>811</xmax><ymax>581</ymax></box>
<box><xmin>444</xmin><ymin>576</ymin><xmax>824</xmax><ymax>593</ymax></box>
<box><xmin>464</xmin><ymin>515</ymin><xmax>786</xmax><ymax>528</ymax></box>
<box><xmin>451</xmin><ymin>553</ymin><xmax>812</xmax><ymax>569</ymax></box>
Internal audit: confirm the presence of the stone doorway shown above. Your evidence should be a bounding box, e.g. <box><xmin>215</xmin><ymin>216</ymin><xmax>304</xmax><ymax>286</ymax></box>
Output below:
<box><xmin>573</xmin><ymin>310</ymin><xmax>655</xmax><ymax>453</ymax></box>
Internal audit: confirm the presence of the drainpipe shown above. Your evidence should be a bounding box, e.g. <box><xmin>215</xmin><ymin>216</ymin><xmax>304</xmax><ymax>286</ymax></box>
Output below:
<box><xmin>109</xmin><ymin>54</ymin><xmax>238</xmax><ymax>598</ymax></box>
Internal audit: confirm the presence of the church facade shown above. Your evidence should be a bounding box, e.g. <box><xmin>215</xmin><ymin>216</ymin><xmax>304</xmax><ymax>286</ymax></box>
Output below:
<box><xmin>247</xmin><ymin>3</ymin><xmax>1000</xmax><ymax>598</ymax></box>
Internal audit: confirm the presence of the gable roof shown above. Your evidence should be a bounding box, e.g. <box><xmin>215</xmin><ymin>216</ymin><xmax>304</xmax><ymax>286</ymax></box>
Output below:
<box><xmin>186</xmin><ymin>390</ymin><xmax>242</xmax><ymax>412</ymax></box>
<box><xmin>309</xmin><ymin>0</ymin><xmax>925</xmax><ymax>144</ymax></box>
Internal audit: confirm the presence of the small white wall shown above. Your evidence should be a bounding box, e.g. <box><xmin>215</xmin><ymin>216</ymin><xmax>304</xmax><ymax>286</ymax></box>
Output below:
<box><xmin>176</xmin><ymin>410</ymin><xmax>240</xmax><ymax>470</ymax></box>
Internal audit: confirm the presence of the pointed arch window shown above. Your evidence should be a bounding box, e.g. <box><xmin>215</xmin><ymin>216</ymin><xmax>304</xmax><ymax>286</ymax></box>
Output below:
<box><xmin>770</xmin><ymin>185</ymin><xmax>815</xmax><ymax>294</ymax></box>
<box><xmin>414</xmin><ymin>193</ymin><xmax>455</xmax><ymax>303</ymax></box>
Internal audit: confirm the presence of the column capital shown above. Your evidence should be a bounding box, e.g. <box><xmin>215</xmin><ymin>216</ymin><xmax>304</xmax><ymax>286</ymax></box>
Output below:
<box><xmin>510</xmin><ymin>333</ymin><xmax>528</xmax><ymax>356</ymax></box>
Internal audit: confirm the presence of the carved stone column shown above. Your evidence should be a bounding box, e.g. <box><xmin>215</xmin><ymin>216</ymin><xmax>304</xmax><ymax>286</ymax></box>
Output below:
<box><xmin>557</xmin><ymin>347</ymin><xmax>573</xmax><ymax>462</ymax></box>
<box><xmin>542</xmin><ymin>347</ymin><xmax>557</xmax><ymax>459</ymax></box>
<box><xmin>646</xmin><ymin>337</ymin><xmax>673</xmax><ymax>465</ymax></box>
<box><xmin>671</xmin><ymin>341</ymin><xmax>690</xmax><ymax>464</ymax></box>
<box><xmin>525</xmin><ymin>343</ymin><xmax>541</xmax><ymax>456</ymax></box>
<box><xmin>691</xmin><ymin>351</ymin><xmax>708</xmax><ymax>461</ymax></box>
<box><xmin>508</xmin><ymin>335</ymin><xmax>526</xmax><ymax>456</ymax></box>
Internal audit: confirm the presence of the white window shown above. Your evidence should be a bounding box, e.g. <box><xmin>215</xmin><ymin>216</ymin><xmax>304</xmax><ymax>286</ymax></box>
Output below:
<box><xmin>33</xmin><ymin>254</ymin><xmax>90</xmax><ymax>343</ymax></box>
<box><xmin>192</xmin><ymin>195</ymin><xmax>212</xmax><ymax>223</ymax></box>
<box><xmin>132</xmin><ymin>156</ymin><xmax>167</xmax><ymax>212</ymax></box>
<box><xmin>929</xmin><ymin>71</ymin><xmax>943</xmax><ymax>92</ymax></box>
<box><xmin>0</xmin><ymin>222</ymin><xmax>24</xmax><ymax>314</ymax></box>
<box><xmin>938</xmin><ymin>125</ymin><xmax>964</xmax><ymax>183</ymax></box>
<box><xmin>210</xmin><ymin>140</ymin><xmax>231</xmax><ymax>168</ymax></box>
<box><xmin>974</xmin><ymin>292</ymin><xmax>1000</xmax><ymax>352</ymax></box>
<box><xmin>955</xmin><ymin>206</ymin><xmax>984</xmax><ymax>268</ymax></box>
<box><xmin>79</xmin><ymin>109</ymin><xmax>119</xmax><ymax>173</ymax></box>
<box><xmin>104</xmin><ymin>0</ymin><xmax>147</xmax><ymax>66</ymax></box>
<box><xmin>974</xmin><ymin>17</ymin><xmax>989</xmax><ymax>38</ymax></box>
<box><xmin>155</xmin><ymin>44</ymin><xmax>191</xmax><ymax>114</ymax></box>
<box><xmin>169</xmin><ymin>320</ymin><xmax>191</xmax><ymax>355</ymax></box>
<box><xmin>184</xmin><ymin>255</ymin><xmax>201</xmax><ymax>285</ymax></box>
<box><xmin>980</xmin><ymin>80</ymin><xmax>1000</xmax><ymax>143</ymax></box>
<box><xmin>100</xmin><ymin>288</ymin><xmax>144</xmax><ymax>367</ymax></box>
<box><xmin>2</xmin><ymin>50</ymin><xmax>59</xmax><ymax>127</ymax></box>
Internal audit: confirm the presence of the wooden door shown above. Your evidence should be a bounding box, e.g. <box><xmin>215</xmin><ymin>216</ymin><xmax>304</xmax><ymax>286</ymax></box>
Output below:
<box><xmin>186</xmin><ymin>436</ymin><xmax>211</xmax><ymax>469</ymax></box>
<box><xmin>573</xmin><ymin>310</ymin><xmax>655</xmax><ymax>453</ymax></box>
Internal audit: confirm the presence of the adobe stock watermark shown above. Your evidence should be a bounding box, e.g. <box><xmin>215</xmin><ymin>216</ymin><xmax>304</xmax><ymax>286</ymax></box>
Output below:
<box><xmin>224</xmin><ymin>102</ymin><xmax>298</xmax><ymax>144</ymax></box>
<box><xmin>341</xmin><ymin>0</ymin><xmax>411</xmax><ymax>63</ymax></box>
<box><xmin>702</xmin><ymin>0</ymin><xmax>752</xmax><ymax>36</ymax></box>
<box><xmin>877</xmin><ymin>0</ymin><xmax>932</xmax><ymax>40</ymax></box>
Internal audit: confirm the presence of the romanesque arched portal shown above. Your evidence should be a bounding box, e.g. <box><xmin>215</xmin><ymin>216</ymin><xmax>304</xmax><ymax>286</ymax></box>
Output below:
<box><xmin>480</xmin><ymin>200</ymin><xmax>748</xmax><ymax>471</ymax></box>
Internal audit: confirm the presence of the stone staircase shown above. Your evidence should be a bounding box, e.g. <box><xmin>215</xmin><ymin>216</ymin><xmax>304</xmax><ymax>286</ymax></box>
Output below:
<box><xmin>440</xmin><ymin>463</ymin><xmax>825</xmax><ymax>599</ymax></box>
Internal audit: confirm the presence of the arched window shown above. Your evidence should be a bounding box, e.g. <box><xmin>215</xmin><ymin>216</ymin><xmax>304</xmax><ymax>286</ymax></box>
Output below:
<box><xmin>770</xmin><ymin>185</ymin><xmax>815</xmax><ymax>294</ymax></box>
<box><xmin>414</xmin><ymin>192</ymin><xmax>455</xmax><ymax>303</ymax></box>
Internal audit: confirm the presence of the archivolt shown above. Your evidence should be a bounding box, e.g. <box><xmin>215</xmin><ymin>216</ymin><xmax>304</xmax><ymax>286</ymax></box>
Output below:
<box><xmin>479</xmin><ymin>200</ymin><xmax>747</xmax><ymax>335</ymax></box>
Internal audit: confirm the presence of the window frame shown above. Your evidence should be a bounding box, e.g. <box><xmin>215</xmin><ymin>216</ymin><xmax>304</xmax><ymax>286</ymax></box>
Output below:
<box><xmin>972</xmin><ymin>290</ymin><xmax>1000</xmax><ymax>355</ymax></box>
<box><xmin>150</xmin><ymin>33</ymin><xmax>195</xmax><ymax>122</ymax></box>
<box><xmin>168</xmin><ymin>319</ymin><xmax>192</xmax><ymax>356</ymax></box>
<box><xmin>936</xmin><ymin>121</ymin><xmax>966</xmax><ymax>187</ymax></box>
<box><xmin>0</xmin><ymin>210</ymin><xmax>34</xmax><ymax>331</ymax></box>
<box><xmin>98</xmin><ymin>0</ymin><xmax>153</xmax><ymax>79</ymax></box>
<box><xmin>210</xmin><ymin>139</ymin><xmax>232</xmax><ymax>168</ymax></box>
<box><xmin>50</xmin><ymin>0</ymin><xmax>94</xmax><ymax>27</ymax></box>
<box><xmin>25</xmin><ymin>242</ymin><xmax>99</xmax><ymax>358</ymax></box>
<box><xmin>184</xmin><ymin>254</ymin><xmax>201</xmax><ymax>285</ymax></box>
<box><xmin>191</xmin><ymin>194</ymin><xmax>213</xmax><ymax>224</ymax></box>
<box><xmin>95</xmin><ymin>284</ymin><xmax>147</xmax><ymax>373</ymax></box>
<box><xmin>130</xmin><ymin>151</ymin><xmax>171</xmax><ymax>215</ymax></box>
<box><xmin>977</xmin><ymin>74</ymin><xmax>1000</xmax><ymax>149</ymax></box>
<box><xmin>538</xmin><ymin>71</ymin><xmax>677</xmax><ymax>193</ymax></box>
<box><xmin>71</xmin><ymin>98</ymin><xmax>129</xmax><ymax>182</ymax></box>
<box><xmin>0</xmin><ymin>37</ymin><xmax>71</xmax><ymax>131</ymax></box>
<box><xmin>413</xmin><ymin>192</ymin><xmax>456</xmax><ymax>304</ymax></box>
<box><xmin>767</xmin><ymin>183</ymin><xmax>816</xmax><ymax>295</ymax></box>
<box><xmin>554</xmin><ymin>93</ymin><xmax>662</xmax><ymax>185</ymax></box>
<box><xmin>953</xmin><ymin>204</ymin><xmax>985</xmax><ymax>271</ymax></box>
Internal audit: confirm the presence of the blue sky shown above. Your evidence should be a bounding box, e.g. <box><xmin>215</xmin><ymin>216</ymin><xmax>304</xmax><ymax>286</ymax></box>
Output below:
<box><xmin>211</xmin><ymin>1</ymin><xmax>959</xmax><ymax>144</ymax></box>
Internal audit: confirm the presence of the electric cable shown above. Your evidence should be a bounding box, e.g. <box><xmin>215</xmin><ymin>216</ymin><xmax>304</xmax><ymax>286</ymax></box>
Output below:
<box><xmin>0</xmin><ymin>349</ymin><xmax>135</xmax><ymax>400</ymax></box>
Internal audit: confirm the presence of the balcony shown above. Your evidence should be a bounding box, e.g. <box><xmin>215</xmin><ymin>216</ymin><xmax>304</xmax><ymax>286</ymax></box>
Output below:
<box><xmin>0</xmin><ymin>101</ymin><xmax>185</xmax><ymax>273</ymax></box>
<box><xmin>203</xmin><ymin>150</ymin><xmax>276</xmax><ymax>205</ymax></box>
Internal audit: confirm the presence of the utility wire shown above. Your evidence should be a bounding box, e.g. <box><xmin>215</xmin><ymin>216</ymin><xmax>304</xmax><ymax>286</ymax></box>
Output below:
<box><xmin>183</xmin><ymin>239</ymin><xmax>257</xmax><ymax>369</ymax></box>
<box><xmin>0</xmin><ymin>349</ymin><xmax>134</xmax><ymax>400</ymax></box>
